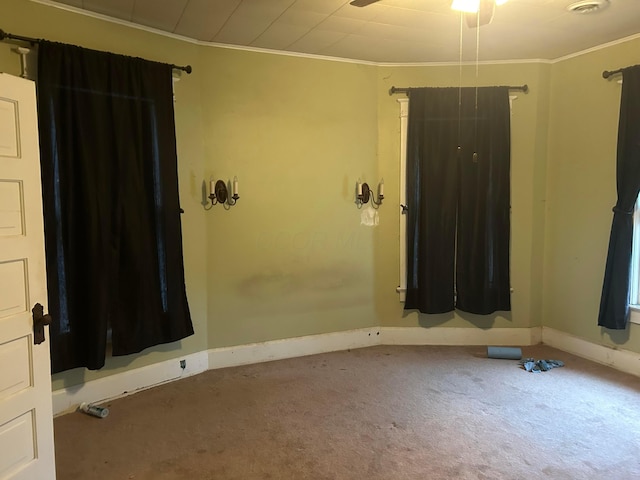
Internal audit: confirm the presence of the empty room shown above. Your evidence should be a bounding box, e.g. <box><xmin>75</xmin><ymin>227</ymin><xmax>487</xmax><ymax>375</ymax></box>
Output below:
<box><xmin>1</xmin><ymin>0</ymin><xmax>640</xmax><ymax>478</ymax></box>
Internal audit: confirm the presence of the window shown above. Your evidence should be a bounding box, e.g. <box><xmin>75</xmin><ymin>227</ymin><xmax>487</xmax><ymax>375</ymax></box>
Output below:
<box><xmin>396</xmin><ymin>93</ymin><xmax>517</xmax><ymax>305</ymax></box>
<box><xmin>397</xmin><ymin>97</ymin><xmax>409</xmax><ymax>302</ymax></box>
<box><xmin>629</xmin><ymin>196</ymin><xmax>640</xmax><ymax>324</ymax></box>
<box><xmin>38</xmin><ymin>41</ymin><xmax>194</xmax><ymax>373</ymax></box>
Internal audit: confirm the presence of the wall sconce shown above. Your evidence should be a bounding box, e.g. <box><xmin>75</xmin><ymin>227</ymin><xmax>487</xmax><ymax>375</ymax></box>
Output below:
<box><xmin>356</xmin><ymin>178</ymin><xmax>384</xmax><ymax>209</ymax></box>
<box><xmin>207</xmin><ymin>176</ymin><xmax>239</xmax><ymax>209</ymax></box>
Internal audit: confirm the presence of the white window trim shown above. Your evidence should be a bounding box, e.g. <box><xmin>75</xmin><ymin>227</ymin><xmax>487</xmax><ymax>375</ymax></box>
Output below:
<box><xmin>629</xmin><ymin>195</ymin><xmax>640</xmax><ymax>324</ymax></box>
<box><xmin>397</xmin><ymin>97</ymin><xmax>409</xmax><ymax>302</ymax></box>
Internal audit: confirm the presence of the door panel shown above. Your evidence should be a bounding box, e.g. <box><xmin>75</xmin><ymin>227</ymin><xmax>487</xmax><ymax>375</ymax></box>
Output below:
<box><xmin>0</xmin><ymin>180</ymin><xmax>24</xmax><ymax>236</ymax></box>
<box><xmin>0</xmin><ymin>73</ymin><xmax>56</xmax><ymax>479</ymax></box>
<box><xmin>0</xmin><ymin>97</ymin><xmax>19</xmax><ymax>158</ymax></box>
<box><xmin>0</xmin><ymin>259</ymin><xmax>28</xmax><ymax>319</ymax></box>
<box><xmin>0</xmin><ymin>411</ymin><xmax>36</xmax><ymax>478</ymax></box>
<box><xmin>0</xmin><ymin>335</ymin><xmax>32</xmax><ymax>400</ymax></box>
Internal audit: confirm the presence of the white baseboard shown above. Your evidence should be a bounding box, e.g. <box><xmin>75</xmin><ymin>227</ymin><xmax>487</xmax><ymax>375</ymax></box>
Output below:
<box><xmin>53</xmin><ymin>325</ymin><xmax>640</xmax><ymax>417</ymax></box>
<box><xmin>208</xmin><ymin>327</ymin><xmax>382</xmax><ymax>370</ymax></box>
<box><xmin>52</xmin><ymin>329</ymin><xmax>381</xmax><ymax>416</ymax></box>
<box><xmin>52</xmin><ymin>350</ymin><xmax>208</xmax><ymax>416</ymax></box>
<box><xmin>541</xmin><ymin>327</ymin><xmax>640</xmax><ymax>377</ymax></box>
<box><xmin>381</xmin><ymin>326</ymin><xmax>541</xmax><ymax>346</ymax></box>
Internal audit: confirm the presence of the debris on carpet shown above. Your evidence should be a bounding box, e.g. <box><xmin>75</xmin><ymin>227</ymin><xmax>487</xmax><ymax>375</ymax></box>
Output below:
<box><xmin>519</xmin><ymin>358</ymin><xmax>565</xmax><ymax>373</ymax></box>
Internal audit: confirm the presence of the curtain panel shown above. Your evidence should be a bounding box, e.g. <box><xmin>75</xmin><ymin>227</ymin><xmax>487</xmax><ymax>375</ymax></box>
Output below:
<box><xmin>37</xmin><ymin>41</ymin><xmax>194</xmax><ymax>373</ymax></box>
<box><xmin>598</xmin><ymin>65</ymin><xmax>640</xmax><ymax>330</ymax></box>
<box><xmin>404</xmin><ymin>87</ymin><xmax>511</xmax><ymax>315</ymax></box>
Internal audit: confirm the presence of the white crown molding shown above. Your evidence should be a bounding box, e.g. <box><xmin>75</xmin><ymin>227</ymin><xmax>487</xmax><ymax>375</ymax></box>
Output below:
<box><xmin>550</xmin><ymin>32</ymin><xmax>640</xmax><ymax>64</ymax></box>
<box><xmin>32</xmin><ymin>0</ymin><xmax>638</xmax><ymax>67</ymax></box>
<box><xmin>30</xmin><ymin>0</ymin><xmax>201</xmax><ymax>45</ymax></box>
<box><xmin>191</xmin><ymin>41</ymin><xmax>381</xmax><ymax>66</ymax></box>
<box><xmin>377</xmin><ymin>58</ymin><xmax>552</xmax><ymax>67</ymax></box>
<box><xmin>29</xmin><ymin>0</ymin><xmax>379</xmax><ymax>66</ymax></box>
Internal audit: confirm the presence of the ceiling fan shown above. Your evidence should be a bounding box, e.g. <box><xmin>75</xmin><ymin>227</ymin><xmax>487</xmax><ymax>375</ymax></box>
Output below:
<box><xmin>349</xmin><ymin>0</ymin><xmax>505</xmax><ymax>28</ymax></box>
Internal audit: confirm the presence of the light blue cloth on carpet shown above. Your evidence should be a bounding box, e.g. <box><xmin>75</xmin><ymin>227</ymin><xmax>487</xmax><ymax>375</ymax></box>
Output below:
<box><xmin>519</xmin><ymin>358</ymin><xmax>565</xmax><ymax>373</ymax></box>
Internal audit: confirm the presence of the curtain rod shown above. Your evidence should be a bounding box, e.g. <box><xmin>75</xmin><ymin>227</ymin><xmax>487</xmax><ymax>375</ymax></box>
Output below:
<box><xmin>0</xmin><ymin>29</ymin><xmax>192</xmax><ymax>74</ymax></box>
<box><xmin>602</xmin><ymin>68</ymin><xmax>623</xmax><ymax>79</ymax></box>
<box><xmin>389</xmin><ymin>84</ymin><xmax>528</xmax><ymax>95</ymax></box>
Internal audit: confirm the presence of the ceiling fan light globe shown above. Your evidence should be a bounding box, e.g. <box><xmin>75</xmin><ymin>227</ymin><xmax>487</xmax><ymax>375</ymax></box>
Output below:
<box><xmin>452</xmin><ymin>0</ymin><xmax>508</xmax><ymax>14</ymax></box>
<box><xmin>451</xmin><ymin>0</ymin><xmax>480</xmax><ymax>13</ymax></box>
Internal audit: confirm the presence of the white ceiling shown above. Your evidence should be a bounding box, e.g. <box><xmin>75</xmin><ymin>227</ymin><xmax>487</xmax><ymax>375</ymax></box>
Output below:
<box><xmin>45</xmin><ymin>0</ymin><xmax>640</xmax><ymax>63</ymax></box>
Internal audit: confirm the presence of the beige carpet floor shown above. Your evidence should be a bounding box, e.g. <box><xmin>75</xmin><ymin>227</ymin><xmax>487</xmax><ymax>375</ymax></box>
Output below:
<box><xmin>54</xmin><ymin>344</ymin><xmax>640</xmax><ymax>479</ymax></box>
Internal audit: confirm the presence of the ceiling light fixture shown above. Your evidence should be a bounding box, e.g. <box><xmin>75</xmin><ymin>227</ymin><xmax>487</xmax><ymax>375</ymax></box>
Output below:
<box><xmin>567</xmin><ymin>0</ymin><xmax>609</xmax><ymax>14</ymax></box>
<box><xmin>451</xmin><ymin>0</ymin><xmax>508</xmax><ymax>14</ymax></box>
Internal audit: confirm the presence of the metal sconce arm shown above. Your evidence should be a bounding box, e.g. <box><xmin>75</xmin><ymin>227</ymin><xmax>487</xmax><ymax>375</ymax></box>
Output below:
<box><xmin>207</xmin><ymin>177</ymin><xmax>239</xmax><ymax>209</ymax></box>
<box><xmin>356</xmin><ymin>179</ymin><xmax>384</xmax><ymax>209</ymax></box>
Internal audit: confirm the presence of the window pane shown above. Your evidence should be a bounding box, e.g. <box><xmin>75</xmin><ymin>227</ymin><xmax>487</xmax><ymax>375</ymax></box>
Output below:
<box><xmin>630</xmin><ymin>196</ymin><xmax>640</xmax><ymax>305</ymax></box>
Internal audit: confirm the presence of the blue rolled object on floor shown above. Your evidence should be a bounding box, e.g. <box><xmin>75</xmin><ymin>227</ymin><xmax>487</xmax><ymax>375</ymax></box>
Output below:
<box><xmin>487</xmin><ymin>346</ymin><xmax>523</xmax><ymax>360</ymax></box>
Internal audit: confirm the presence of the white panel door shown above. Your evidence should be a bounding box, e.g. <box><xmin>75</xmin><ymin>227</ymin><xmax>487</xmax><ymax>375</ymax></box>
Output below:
<box><xmin>0</xmin><ymin>73</ymin><xmax>56</xmax><ymax>479</ymax></box>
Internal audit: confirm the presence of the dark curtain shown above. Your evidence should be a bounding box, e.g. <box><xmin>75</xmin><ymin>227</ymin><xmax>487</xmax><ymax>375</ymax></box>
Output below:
<box><xmin>37</xmin><ymin>41</ymin><xmax>194</xmax><ymax>373</ymax></box>
<box><xmin>598</xmin><ymin>65</ymin><xmax>640</xmax><ymax>330</ymax></box>
<box><xmin>404</xmin><ymin>87</ymin><xmax>511</xmax><ymax>315</ymax></box>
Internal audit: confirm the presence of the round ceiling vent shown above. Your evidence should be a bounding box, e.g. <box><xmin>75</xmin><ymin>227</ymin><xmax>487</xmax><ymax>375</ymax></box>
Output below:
<box><xmin>567</xmin><ymin>0</ymin><xmax>610</xmax><ymax>14</ymax></box>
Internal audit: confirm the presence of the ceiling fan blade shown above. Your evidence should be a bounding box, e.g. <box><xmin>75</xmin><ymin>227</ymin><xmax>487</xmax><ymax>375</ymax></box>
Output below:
<box><xmin>465</xmin><ymin>0</ymin><xmax>496</xmax><ymax>27</ymax></box>
<box><xmin>349</xmin><ymin>0</ymin><xmax>381</xmax><ymax>7</ymax></box>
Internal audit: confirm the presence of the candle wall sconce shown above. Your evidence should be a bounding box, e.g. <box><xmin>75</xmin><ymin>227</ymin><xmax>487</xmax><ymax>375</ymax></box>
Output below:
<box><xmin>207</xmin><ymin>176</ymin><xmax>239</xmax><ymax>209</ymax></box>
<box><xmin>356</xmin><ymin>178</ymin><xmax>384</xmax><ymax>209</ymax></box>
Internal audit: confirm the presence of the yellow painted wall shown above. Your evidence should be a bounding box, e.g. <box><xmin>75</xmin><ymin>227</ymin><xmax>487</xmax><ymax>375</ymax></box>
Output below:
<box><xmin>376</xmin><ymin>62</ymin><xmax>552</xmax><ymax>331</ymax></box>
<box><xmin>199</xmin><ymin>49</ymin><xmax>381</xmax><ymax>347</ymax></box>
<box><xmin>3</xmin><ymin>0</ymin><xmax>640</xmax><ymax>392</ymax></box>
<box><xmin>1</xmin><ymin>0</ymin><xmax>208</xmax><ymax>390</ymax></box>
<box><xmin>544</xmin><ymin>38</ymin><xmax>640</xmax><ymax>351</ymax></box>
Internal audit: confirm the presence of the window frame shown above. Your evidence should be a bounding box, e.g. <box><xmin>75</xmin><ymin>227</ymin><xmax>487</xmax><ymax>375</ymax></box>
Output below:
<box><xmin>396</xmin><ymin>97</ymin><xmax>409</xmax><ymax>302</ymax></box>
<box><xmin>628</xmin><ymin>196</ymin><xmax>640</xmax><ymax>324</ymax></box>
<box><xmin>395</xmin><ymin>93</ymin><xmax>517</xmax><ymax>302</ymax></box>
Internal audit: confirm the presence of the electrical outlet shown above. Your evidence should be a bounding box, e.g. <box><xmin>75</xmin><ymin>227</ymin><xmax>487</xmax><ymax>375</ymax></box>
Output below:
<box><xmin>180</xmin><ymin>359</ymin><xmax>186</xmax><ymax>369</ymax></box>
